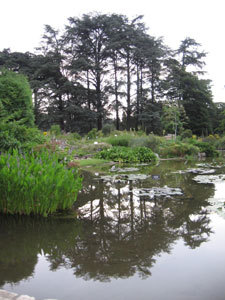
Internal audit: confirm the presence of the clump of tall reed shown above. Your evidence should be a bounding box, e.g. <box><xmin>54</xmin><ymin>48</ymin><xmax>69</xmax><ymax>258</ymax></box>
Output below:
<box><xmin>0</xmin><ymin>149</ymin><xmax>82</xmax><ymax>216</ymax></box>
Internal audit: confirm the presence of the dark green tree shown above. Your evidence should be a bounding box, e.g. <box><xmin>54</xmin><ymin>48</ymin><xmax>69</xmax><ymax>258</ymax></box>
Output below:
<box><xmin>65</xmin><ymin>13</ymin><xmax>113</xmax><ymax>130</ymax></box>
<box><xmin>182</xmin><ymin>74</ymin><xmax>214</xmax><ymax>135</ymax></box>
<box><xmin>164</xmin><ymin>38</ymin><xmax>215</xmax><ymax>135</ymax></box>
<box><xmin>0</xmin><ymin>70</ymin><xmax>34</xmax><ymax>127</ymax></box>
<box><xmin>177</xmin><ymin>37</ymin><xmax>206</xmax><ymax>73</ymax></box>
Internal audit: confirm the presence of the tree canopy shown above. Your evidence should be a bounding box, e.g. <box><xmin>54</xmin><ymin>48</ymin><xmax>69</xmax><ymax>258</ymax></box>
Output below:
<box><xmin>0</xmin><ymin>13</ymin><xmax>222</xmax><ymax>135</ymax></box>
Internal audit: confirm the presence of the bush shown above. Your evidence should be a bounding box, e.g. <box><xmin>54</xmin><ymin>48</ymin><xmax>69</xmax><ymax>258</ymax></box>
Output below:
<box><xmin>102</xmin><ymin>124</ymin><xmax>115</xmax><ymax>136</ymax></box>
<box><xmin>0</xmin><ymin>149</ymin><xmax>82</xmax><ymax>216</ymax></box>
<box><xmin>72</xmin><ymin>132</ymin><xmax>82</xmax><ymax>140</ymax></box>
<box><xmin>86</xmin><ymin>128</ymin><xmax>98</xmax><ymax>139</ymax></box>
<box><xmin>96</xmin><ymin>146</ymin><xmax>157</xmax><ymax>163</ymax></box>
<box><xmin>215</xmin><ymin>136</ymin><xmax>225</xmax><ymax>150</ymax></box>
<box><xmin>180</xmin><ymin>129</ymin><xmax>192</xmax><ymax>139</ymax></box>
<box><xmin>129</xmin><ymin>134</ymin><xmax>162</xmax><ymax>152</ymax></box>
<box><xmin>159</xmin><ymin>142</ymin><xmax>199</xmax><ymax>158</ymax></box>
<box><xmin>50</xmin><ymin>124</ymin><xmax>61</xmax><ymax>136</ymax></box>
<box><xmin>201</xmin><ymin>135</ymin><xmax>217</xmax><ymax>145</ymax></box>
<box><xmin>105</xmin><ymin>134</ymin><xmax>132</xmax><ymax>147</ymax></box>
<box><xmin>197</xmin><ymin>142</ymin><xmax>218</xmax><ymax>157</ymax></box>
<box><xmin>188</xmin><ymin>139</ymin><xmax>218</xmax><ymax>157</ymax></box>
<box><xmin>0</xmin><ymin>131</ymin><xmax>21</xmax><ymax>150</ymax></box>
<box><xmin>0</xmin><ymin>123</ymin><xmax>46</xmax><ymax>152</ymax></box>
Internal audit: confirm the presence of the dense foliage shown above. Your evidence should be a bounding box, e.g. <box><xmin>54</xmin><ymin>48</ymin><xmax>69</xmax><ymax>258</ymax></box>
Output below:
<box><xmin>0</xmin><ymin>122</ymin><xmax>46</xmax><ymax>151</ymax></box>
<box><xmin>0</xmin><ymin>13</ymin><xmax>222</xmax><ymax>136</ymax></box>
<box><xmin>0</xmin><ymin>70</ymin><xmax>34</xmax><ymax>127</ymax></box>
<box><xmin>0</xmin><ymin>150</ymin><xmax>82</xmax><ymax>216</ymax></box>
<box><xmin>96</xmin><ymin>146</ymin><xmax>157</xmax><ymax>163</ymax></box>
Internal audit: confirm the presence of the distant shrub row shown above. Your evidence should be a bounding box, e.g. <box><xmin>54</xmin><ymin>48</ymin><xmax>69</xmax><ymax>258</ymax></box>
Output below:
<box><xmin>96</xmin><ymin>146</ymin><xmax>157</xmax><ymax>163</ymax></box>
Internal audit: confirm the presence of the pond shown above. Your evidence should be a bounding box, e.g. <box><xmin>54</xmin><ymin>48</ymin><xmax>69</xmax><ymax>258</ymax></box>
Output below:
<box><xmin>1</xmin><ymin>160</ymin><xmax>225</xmax><ymax>300</ymax></box>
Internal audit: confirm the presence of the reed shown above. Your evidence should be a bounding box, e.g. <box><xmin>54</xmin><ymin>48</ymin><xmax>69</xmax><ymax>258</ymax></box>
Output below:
<box><xmin>0</xmin><ymin>149</ymin><xmax>82</xmax><ymax>216</ymax></box>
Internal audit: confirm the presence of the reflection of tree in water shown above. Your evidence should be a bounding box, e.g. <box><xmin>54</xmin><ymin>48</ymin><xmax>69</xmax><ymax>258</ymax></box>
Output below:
<box><xmin>0</xmin><ymin>217</ymin><xmax>82</xmax><ymax>287</ymax></box>
<box><xmin>0</xmin><ymin>164</ymin><xmax>214</xmax><ymax>285</ymax></box>
<box><xmin>67</xmin><ymin>171</ymin><xmax>213</xmax><ymax>280</ymax></box>
<box><xmin>59</xmin><ymin>182</ymin><xmax>178</xmax><ymax>281</ymax></box>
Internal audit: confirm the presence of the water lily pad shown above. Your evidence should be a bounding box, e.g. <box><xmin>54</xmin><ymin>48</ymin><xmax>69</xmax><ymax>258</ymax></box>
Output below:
<box><xmin>133</xmin><ymin>186</ymin><xmax>183</xmax><ymax>199</ymax></box>
<box><xmin>196</xmin><ymin>163</ymin><xmax>223</xmax><ymax>169</ymax></box>
<box><xmin>208</xmin><ymin>198</ymin><xmax>225</xmax><ymax>219</ymax></box>
<box><xmin>188</xmin><ymin>168</ymin><xmax>215</xmax><ymax>174</ymax></box>
<box><xmin>110</xmin><ymin>166</ymin><xmax>139</xmax><ymax>173</ymax></box>
<box><xmin>98</xmin><ymin>173</ymin><xmax>149</xmax><ymax>183</ymax></box>
<box><xmin>173</xmin><ymin>168</ymin><xmax>215</xmax><ymax>175</ymax></box>
<box><xmin>193</xmin><ymin>174</ymin><xmax>225</xmax><ymax>184</ymax></box>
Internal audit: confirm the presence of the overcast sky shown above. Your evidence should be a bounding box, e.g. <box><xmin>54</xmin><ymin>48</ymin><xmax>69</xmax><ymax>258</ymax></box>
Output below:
<box><xmin>1</xmin><ymin>0</ymin><xmax>224</xmax><ymax>102</ymax></box>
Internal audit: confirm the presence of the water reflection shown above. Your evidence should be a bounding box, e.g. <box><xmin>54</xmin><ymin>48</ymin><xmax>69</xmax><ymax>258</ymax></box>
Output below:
<box><xmin>0</xmin><ymin>161</ymin><xmax>217</xmax><ymax>287</ymax></box>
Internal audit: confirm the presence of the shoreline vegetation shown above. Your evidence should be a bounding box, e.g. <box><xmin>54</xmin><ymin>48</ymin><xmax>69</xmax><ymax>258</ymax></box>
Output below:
<box><xmin>0</xmin><ymin>12</ymin><xmax>225</xmax><ymax>216</ymax></box>
<box><xmin>1</xmin><ymin>125</ymin><xmax>225</xmax><ymax>217</ymax></box>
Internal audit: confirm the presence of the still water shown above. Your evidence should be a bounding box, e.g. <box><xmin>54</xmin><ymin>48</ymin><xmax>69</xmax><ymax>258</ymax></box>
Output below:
<box><xmin>1</xmin><ymin>160</ymin><xmax>225</xmax><ymax>300</ymax></box>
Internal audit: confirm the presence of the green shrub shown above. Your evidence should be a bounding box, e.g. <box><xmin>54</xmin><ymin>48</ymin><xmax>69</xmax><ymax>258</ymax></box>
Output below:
<box><xmin>102</xmin><ymin>124</ymin><xmax>115</xmax><ymax>136</ymax></box>
<box><xmin>135</xmin><ymin>130</ymin><xmax>146</xmax><ymax>136</ymax></box>
<box><xmin>74</xmin><ymin>142</ymin><xmax>111</xmax><ymax>157</ymax></box>
<box><xmin>215</xmin><ymin>136</ymin><xmax>225</xmax><ymax>150</ymax></box>
<box><xmin>87</xmin><ymin>128</ymin><xmax>98</xmax><ymax>139</ymax></box>
<box><xmin>159</xmin><ymin>142</ymin><xmax>199</xmax><ymax>158</ymax></box>
<box><xmin>0</xmin><ymin>131</ymin><xmax>21</xmax><ymax>150</ymax></box>
<box><xmin>180</xmin><ymin>129</ymin><xmax>192</xmax><ymax>139</ymax></box>
<box><xmin>0</xmin><ymin>149</ymin><xmax>82</xmax><ymax>216</ymax></box>
<box><xmin>50</xmin><ymin>124</ymin><xmax>61</xmax><ymax>136</ymax></box>
<box><xmin>105</xmin><ymin>134</ymin><xmax>132</xmax><ymax>147</ymax></box>
<box><xmin>188</xmin><ymin>139</ymin><xmax>218</xmax><ymax>157</ymax></box>
<box><xmin>72</xmin><ymin>132</ymin><xmax>82</xmax><ymax>140</ymax></box>
<box><xmin>96</xmin><ymin>146</ymin><xmax>157</xmax><ymax>163</ymax></box>
<box><xmin>197</xmin><ymin>142</ymin><xmax>218</xmax><ymax>157</ymax></box>
<box><xmin>201</xmin><ymin>135</ymin><xmax>217</xmax><ymax>145</ymax></box>
<box><xmin>0</xmin><ymin>123</ymin><xmax>46</xmax><ymax>152</ymax></box>
<box><xmin>129</xmin><ymin>134</ymin><xmax>162</xmax><ymax>152</ymax></box>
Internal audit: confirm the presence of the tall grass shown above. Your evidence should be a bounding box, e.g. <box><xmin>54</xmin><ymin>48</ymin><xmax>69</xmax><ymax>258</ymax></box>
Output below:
<box><xmin>0</xmin><ymin>150</ymin><xmax>82</xmax><ymax>216</ymax></box>
<box><xmin>129</xmin><ymin>134</ymin><xmax>162</xmax><ymax>152</ymax></box>
<box><xmin>105</xmin><ymin>134</ymin><xmax>133</xmax><ymax>147</ymax></box>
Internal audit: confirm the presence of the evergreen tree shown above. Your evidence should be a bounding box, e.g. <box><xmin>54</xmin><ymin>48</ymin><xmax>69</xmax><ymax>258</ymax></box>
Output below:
<box><xmin>65</xmin><ymin>13</ymin><xmax>113</xmax><ymax>130</ymax></box>
<box><xmin>0</xmin><ymin>70</ymin><xmax>34</xmax><ymax>127</ymax></box>
<box><xmin>182</xmin><ymin>74</ymin><xmax>214</xmax><ymax>135</ymax></box>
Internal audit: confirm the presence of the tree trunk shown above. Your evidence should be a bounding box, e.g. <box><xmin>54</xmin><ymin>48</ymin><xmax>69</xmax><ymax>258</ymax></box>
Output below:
<box><xmin>96</xmin><ymin>71</ymin><xmax>102</xmax><ymax>130</ymax></box>
<box><xmin>113</xmin><ymin>58</ymin><xmax>120</xmax><ymax>130</ymax></box>
<box><xmin>126</xmin><ymin>51</ymin><xmax>131</xmax><ymax>131</ymax></box>
<box><xmin>58</xmin><ymin>95</ymin><xmax>64</xmax><ymax>130</ymax></box>
<box><xmin>135</xmin><ymin>64</ymin><xmax>140</xmax><ymax>131</ymax></box>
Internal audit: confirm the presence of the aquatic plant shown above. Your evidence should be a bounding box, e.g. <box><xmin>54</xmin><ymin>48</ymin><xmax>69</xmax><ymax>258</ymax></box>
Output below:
<box><xmin>0</xmin><ymin>150</ymin><xmax>82</xmax><ymax>216</ymax></box>
<box><xmin>96</xmin><ymin>146</ymin><xmax>157</xmax><ymax>163</ymax></box>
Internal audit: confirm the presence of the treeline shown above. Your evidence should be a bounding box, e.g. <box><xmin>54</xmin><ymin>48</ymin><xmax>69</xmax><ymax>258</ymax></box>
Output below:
<box><xmin>0</xmin><ymin>13</ymin><xmax>224</xmax><ymax>135</ymax></box>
